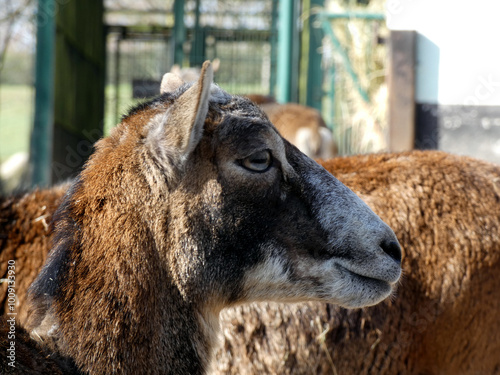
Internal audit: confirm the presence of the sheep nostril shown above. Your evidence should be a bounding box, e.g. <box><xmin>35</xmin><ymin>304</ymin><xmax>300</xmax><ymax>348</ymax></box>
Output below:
<box><xmin>381</xmin><ymin>239</ymin><xmax>402</xmax><ymax>263</ymax></box>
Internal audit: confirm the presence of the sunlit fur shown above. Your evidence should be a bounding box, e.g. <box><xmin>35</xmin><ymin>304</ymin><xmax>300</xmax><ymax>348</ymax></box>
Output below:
<box><xmin>2</xmin><ymin>62</ymin><xmax>400</xmax><ymax>374</ymax></box>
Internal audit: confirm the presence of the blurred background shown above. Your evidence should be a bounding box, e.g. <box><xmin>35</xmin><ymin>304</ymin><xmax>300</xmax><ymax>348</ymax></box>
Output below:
<box><xmin>1</xmin><ymin>0</ymin><xmax>499</xmax><ymax>192</ymax></box>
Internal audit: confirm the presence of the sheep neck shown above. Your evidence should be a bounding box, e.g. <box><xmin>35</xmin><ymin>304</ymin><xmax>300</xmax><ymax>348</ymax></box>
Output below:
<box><xmin>40</xmin><ymin>248</ymin><xmax>218</xmax><ymax>374</ymax></box>
<box><xmin>27</xmin><ymin>196</ymin><xmax>219</xmax><ymax>375</ymax></box>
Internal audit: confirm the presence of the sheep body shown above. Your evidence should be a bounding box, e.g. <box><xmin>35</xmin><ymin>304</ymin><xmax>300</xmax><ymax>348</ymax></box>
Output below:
<box><xmin>0</xmin><ymin>184</ymin><xmax>67</xmax><ymax>325</ymax></box>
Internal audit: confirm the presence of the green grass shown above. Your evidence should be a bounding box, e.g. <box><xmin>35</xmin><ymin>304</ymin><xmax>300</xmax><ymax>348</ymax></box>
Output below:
<box><xmin>104</xmin><ymin>83</ymin><xmax>155</xmax><ymax>134</ymax></box>
<box><xmin>0</xmin><ymin>83</ymin><xmax>139</xmax><ymax>164</ymax></box>
<box><xmin>0</xmin><ymin>84</ymin><xmax>34</xmax><ymax>163</ymax></box>
<box><xmin>105</xmin><ymin>83</ymin><xmax>136</xmax><ymax>134</ymax></box>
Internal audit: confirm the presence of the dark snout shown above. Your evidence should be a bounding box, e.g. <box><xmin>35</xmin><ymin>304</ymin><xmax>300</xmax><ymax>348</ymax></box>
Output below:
<box><xmin>380</xmin><ymin>238</ymin><xmax>402</xmax><ymax>264</ymax></box>
<box><xmin>287</xmin><ymin>148</ymin><xmax>402</xmax><ymax>285</ymax></box>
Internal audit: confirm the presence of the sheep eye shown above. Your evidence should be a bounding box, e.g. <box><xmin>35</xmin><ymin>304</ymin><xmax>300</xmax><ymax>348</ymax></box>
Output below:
<box><xmin>241</xmin><ymin>150</ymin><xmax>272</xmax><ymax>172</ymax></box>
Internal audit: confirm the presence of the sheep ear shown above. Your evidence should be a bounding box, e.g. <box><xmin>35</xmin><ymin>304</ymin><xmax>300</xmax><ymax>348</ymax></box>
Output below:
<box><xmin>163</xmin><ymin>61</ymin><xmax>213</xmax><ymax>161</ymax></box>
<box><xmin>160</xmin><ymin>72</ymin><xmax>184</xmax><ymax>94</ymax></box>
<box><xmin>212</xmin><ymin>58</ymin><xmax>220</xmax><ymax>73</ymax></box>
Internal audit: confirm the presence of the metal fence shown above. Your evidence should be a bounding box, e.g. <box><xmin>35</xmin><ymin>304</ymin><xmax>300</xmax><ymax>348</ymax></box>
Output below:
<box><xmin>106</xmin><ymin>26</ymin><xmax>173</xmax><ymax>131</ymax></box>
<box><xmin>188</xmin><ymin>28</ymin><xmax>276</xmax><ymax>94</ymax></box>
<box><xmin>104</xmin><ymin>3</ymin><xmax>389</xmax><ymax>157</ymax></box>
<box><xmin>105</xmin><ymin>1</ymin><xmax>278</xmax><ymax>132</ymax></box>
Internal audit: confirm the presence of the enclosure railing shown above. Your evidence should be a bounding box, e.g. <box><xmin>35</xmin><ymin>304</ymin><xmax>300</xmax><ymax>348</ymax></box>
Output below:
<box><xmin>315</xmin><ymin>11</ymin><xmax>387</xmax><ymax>156</ymax></box>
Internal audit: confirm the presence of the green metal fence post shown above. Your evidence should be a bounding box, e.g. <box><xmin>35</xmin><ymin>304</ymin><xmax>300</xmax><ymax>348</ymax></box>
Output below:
<box><xmin>30</xmin><ymin>0</ymin><xmax>55</xmax><ymax>187</ymax></box>
<box><xmin>277</xmin><ymin>0</ymin><xmax>294</xmax><ymax>103</ymax></box>
<box><xmin>190</xmin><ymin>0</ymin><xmax>205</xmax><ymax>67</ymax></box>
<box><xmin>306</xmin><ymin>0</ymin><xmax>324</xmax><ymax>111</ymax></box>
<box><xmin>269</xmin><ymin>0</ymin><xmax>279</xmax><ymax>97</ymax></box>
<box><xmin>113</xmin><ymin>32</ymin><xmax>122</xmax><ymax>125</ymax></box>
<box><xmin>290</xmin><ymin>1</ymin><xmax>300</xmax><ymax>103</ymax></box>
<box><xmin>51</xmin><ymin>0</ymin><xmax>105</xmax><ymax>183</ymax></box>
<box><xmin>173</xmin><ymin>0</ymin><xmax>185</xmax><ymax>66</ymax></box>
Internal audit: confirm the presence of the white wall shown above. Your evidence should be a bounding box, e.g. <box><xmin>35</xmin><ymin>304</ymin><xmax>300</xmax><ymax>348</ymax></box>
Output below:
<box><xmin>386</xmin><ymin>0</ymin><xmax>500</xmax><ymax>106</ymax></box>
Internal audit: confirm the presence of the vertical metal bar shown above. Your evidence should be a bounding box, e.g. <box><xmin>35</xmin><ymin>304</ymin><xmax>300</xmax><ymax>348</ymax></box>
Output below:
<box><xmin>114</xmin><ymin>33</ymin><xmax>121</xmax><ymax>125</ymax></box>
<box><xmin>173</xmin><ymin>0</ymin><xmax>185</xmax><ymax>65</ymax></box>
<box><xmin>329</xmin><ymin>65</ymin><xmax>335</xmax><ymax>130</ymax></box>
<box><xmin>277</xmin><ymin>0</ymin><xmax>294</xmax><ymax>103</ymax></box>
<box><xmin>30</xmin><ymin>0</ymin><xmax>55</xmax><ymax>187</ymax></box>
<box><xmin>389</xmin><ymin>30</ymin><xmax>416</xmax><ymax>152</ymax></box>
<box><xmin>269</xmin><ymin>0</ymin><xmax>278</xmax><ymax>97</ymax></box>
<box><xmin>190</xmin><ymin>0</ymin><xmax>204</xmax><ymax>66</ymax></box>
<box><xmin>290</xmin><ymin>0</ymin><xmax>300</xmax><ymax>103</ymax></box>
<box><xmin>51</xmin><ymin>0</ymin><xmax>105</xmax><ymax>184</ymax></box>
<box><xmin>306</xmin><ymin>0</ymin><xmax>324</xmax><ymax>111</ymax></box>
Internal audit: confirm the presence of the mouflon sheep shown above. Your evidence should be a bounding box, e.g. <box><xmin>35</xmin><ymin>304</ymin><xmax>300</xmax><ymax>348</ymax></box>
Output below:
<box><xmin>0</xmin><ymin>61</ymin><xmax>400</xmax><ymax>374</ymax></box>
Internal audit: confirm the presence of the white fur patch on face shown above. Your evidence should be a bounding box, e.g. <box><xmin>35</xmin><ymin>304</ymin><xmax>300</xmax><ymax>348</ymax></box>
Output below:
<box><xmin>242</xmin><ymin>249</ymin><xmax>292</xmax><ymax>302</ymax></box>
<box><xmin>293</xmin><ymin>257</ymin><xmax>394</xmax><ymax>308</ymax></box>
<box><xmin>242</xmin><ymin>247</ymin><xmax>393</xmax><ymax>307</ymax></box>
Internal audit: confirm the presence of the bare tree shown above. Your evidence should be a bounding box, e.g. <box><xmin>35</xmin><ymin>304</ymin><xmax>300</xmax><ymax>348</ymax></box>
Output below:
<box><xmin>0</xmin><ymin>0</ymin><xmax>35</xmax><ymax>76</ymax></box>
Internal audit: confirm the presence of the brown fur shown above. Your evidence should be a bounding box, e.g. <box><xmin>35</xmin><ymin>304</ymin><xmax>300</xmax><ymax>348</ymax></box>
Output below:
<box><xmin>1</xmin><ymin>151</ymin><xmax>499</xmax><ymax>373</ymax></box>
<box><xmin>1</xmin><ymin>62</ymin><xmax>399</xmax><ymax>374</ymax></box>
<box><xmin>0</xmin><ymin>185</ymin><xmax>67</xmax><ymax>325</ymax></box>
<box><xmin>213</xmin><ymin>151</ymin><xmax>500</xmax><ymax>374</ymax></box>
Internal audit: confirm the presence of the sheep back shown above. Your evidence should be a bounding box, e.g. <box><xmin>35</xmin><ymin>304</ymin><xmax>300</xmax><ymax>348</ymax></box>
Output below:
<box><xmin>0</xmin><ymin>184</ymin><xmax>67</xmax><ymax>325</ymax></box>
